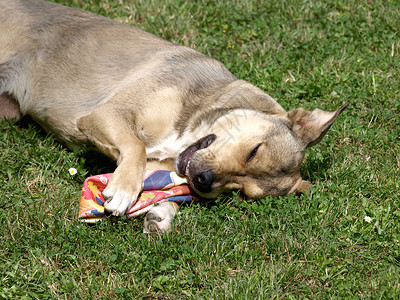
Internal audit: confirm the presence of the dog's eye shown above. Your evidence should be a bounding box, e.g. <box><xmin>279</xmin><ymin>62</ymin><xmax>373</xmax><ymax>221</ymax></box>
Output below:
<box><xmin>246</xmin><ymin>143</ymin><xmax>261</xmax><ymax>162</ymax></box>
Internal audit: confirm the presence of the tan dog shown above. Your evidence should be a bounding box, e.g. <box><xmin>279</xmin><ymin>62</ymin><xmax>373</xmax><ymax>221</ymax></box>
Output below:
<box><xmin>0</xmin><ymin>0</ymin><xmax>348</xmax><ymax>233</ymax></box>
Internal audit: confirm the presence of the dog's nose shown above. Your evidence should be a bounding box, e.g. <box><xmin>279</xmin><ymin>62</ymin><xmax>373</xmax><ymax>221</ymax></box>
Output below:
<box><xmin>192</xmin><ymin>169</ymin><xmax>215</xmax><ymax>193</ymax></box>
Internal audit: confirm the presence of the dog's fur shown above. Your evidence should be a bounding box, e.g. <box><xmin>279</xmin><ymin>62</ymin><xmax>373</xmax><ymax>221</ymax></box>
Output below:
<box><xmin>0</xmin><ymin>0</ymin><xmax>348</xmax><ymax>233</ymax></box>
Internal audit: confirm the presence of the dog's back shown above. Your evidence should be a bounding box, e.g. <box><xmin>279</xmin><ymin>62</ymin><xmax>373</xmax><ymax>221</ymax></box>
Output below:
<box><xmin>0</xmin><ymin>0</ymin><xmax>166</xmax><ymax>114</ymax></box>
<box><xmin>0</xmin><ymin>0</ymin><xmax>238</xmax><ymax>143</ymax></box>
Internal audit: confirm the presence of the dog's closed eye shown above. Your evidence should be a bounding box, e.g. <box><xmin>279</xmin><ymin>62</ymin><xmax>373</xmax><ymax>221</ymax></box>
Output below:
<box><xmin>246</xmin><ymin>143</ymin><xmax>261</xmax><ymax>162</ymax></box>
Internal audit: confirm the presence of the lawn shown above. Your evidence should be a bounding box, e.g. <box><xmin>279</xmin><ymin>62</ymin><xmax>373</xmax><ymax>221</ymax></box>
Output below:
<box><xmin>1</xmin><ymin>0</ymin><xmax>399</xmax><ymax>298</ymax></box>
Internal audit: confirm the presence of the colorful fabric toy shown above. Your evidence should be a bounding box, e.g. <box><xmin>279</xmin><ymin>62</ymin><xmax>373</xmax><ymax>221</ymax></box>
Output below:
<box><xmin>78</xmin><ymin>170</ymin><xmax>196</xmax><ymax>223</ymax></box>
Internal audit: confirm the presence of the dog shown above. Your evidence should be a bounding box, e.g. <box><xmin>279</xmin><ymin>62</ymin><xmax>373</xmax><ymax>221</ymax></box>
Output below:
<box><xmin>0</xmin><ymin>0</ymin><xmax>348</xmax><ymax>233</ymax></box>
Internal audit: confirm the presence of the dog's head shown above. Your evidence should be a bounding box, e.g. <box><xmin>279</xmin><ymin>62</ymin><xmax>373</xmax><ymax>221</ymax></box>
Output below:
<box><xmin>176</xmin><ymin>103</ymin><xmax>348</xmax><ymax>199</ymax></box>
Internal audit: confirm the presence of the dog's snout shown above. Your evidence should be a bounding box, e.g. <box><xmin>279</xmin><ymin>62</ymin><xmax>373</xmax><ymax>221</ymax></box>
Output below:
<box><xmin>192</xmin><ymin>169</ymin><xmax>215</xmax><ymax>193</ymax></box>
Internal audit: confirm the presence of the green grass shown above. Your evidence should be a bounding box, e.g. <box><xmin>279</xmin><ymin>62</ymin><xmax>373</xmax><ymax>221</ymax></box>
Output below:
<box><xmin>1</xmin><ymin>0</ymin><xmax>400</xmax><ymax>298</ymax></box>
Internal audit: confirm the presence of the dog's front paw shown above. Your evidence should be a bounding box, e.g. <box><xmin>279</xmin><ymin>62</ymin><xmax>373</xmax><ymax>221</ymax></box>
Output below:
<box><xmin>103</xmin><ymin>189</ymin><xmax>138</xmax><ymax>216</ymax></box>
<box><xmin>143</xmin><ymin>202</ymin><xmax>179</xmax><ymax>234</ymax></box>
<box><xmin>103</xmin><ymin>175</ymin><xmax>143</xmax><ymax>216</ymax></box>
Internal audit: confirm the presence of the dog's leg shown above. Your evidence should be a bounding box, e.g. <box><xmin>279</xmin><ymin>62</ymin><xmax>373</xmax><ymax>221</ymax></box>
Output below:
<box><xmin>143</xmin><ymin>202</ymin><xmax>179</xmax><ymax>234</ymax></box>
<box><xmin>77</xmin><ymin>105</ymin><xmax>146</xmax><ymax>216</ymax></box>
<box><xmin>0</xmin><ymin>93</ymin><xmax>22</xmax><ymax>120</ymax></box>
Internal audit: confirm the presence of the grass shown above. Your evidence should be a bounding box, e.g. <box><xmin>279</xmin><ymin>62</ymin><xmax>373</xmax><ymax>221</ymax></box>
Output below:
<box><xmin>1</xmin><ymin>0</ymin><xmax>400</xmax><ymax>298</ymax></box>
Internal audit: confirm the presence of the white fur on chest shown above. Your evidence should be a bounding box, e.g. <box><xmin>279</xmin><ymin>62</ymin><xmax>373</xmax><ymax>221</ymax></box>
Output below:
<box><xmin>145</xmin><ymin>133</ymin><xmax>188</xmax><ymax>161</ymax></box>
<box><xmin>145</xmin><ymin>114</ymin><xmax>215</xmax><ymax>161</ymax></box>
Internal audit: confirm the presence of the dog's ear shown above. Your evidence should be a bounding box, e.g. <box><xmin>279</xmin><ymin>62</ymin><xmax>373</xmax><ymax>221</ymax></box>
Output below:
<box><xmin>287</xmin><ymin>102</ymin><xmax>349</xmax><ymax>148</ymax></box>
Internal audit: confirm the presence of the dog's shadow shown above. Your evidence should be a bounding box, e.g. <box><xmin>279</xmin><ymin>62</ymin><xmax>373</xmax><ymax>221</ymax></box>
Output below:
<box><xmin>17</xmin><ymin>116</ymin><xmax>117</xmax><ymax>175</ymax></box>
<box><xmin>81</xmin><ymin>151</ymin><xmax>116</xmax><ymax>175</ymax></box>
<box><xmin>301</xmin><ymin>151</ymin><xmax>335</xmax><ymax>183</ymax></box>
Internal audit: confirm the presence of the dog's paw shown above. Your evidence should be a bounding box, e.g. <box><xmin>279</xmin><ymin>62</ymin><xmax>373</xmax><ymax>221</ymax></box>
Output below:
<box><xmin>103</xmin><ymin>189</ymin><xmax>139</xmax><ymax>216</ymax></box>
<box><xmin>143</xmin><ymin>202</ymin><xmax>178</xmax><ymax>234</ymax></box>
<box><xmin>103</xmin><ymin>175</ymin><xmax>143</xmax><ymax>216</ymax></box>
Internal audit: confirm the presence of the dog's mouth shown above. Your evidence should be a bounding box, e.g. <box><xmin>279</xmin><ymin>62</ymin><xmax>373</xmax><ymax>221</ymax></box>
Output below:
<box><xmin>176</xmin><ymin>134</ymin><xmax>216</xmax><ymax>177</ymax></box>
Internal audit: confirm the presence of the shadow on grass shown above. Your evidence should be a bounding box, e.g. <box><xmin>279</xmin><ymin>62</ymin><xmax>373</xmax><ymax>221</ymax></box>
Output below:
<box><xmin>301</xmin><ymin>151</ymin><xmax>334</xmax><ymax>183</ymax></box>
<box><xmin>18</xmin><ymin>115</ymin><xmax>117</xmax><ymax>175</ymax></box>
<box><xmin>81</xmin><ymin>150</ymin><xmax>116</xmax><ymax>175</ymax></box>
